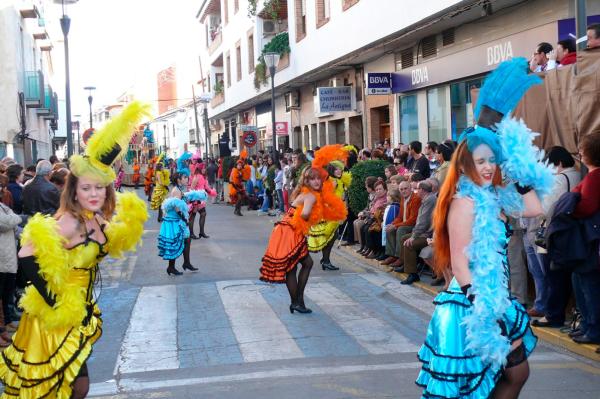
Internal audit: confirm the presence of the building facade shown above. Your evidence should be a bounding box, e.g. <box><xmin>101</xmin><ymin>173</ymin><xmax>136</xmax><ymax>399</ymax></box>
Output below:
<box><xmin>0</xmin><ymin>0</ymin><xmax>59</xmax><ymax>164</ymax></box>
<box><xmin>195</xmin><ymin>0</ymin><xmax>599</xmax><ymax>156</ymax></box>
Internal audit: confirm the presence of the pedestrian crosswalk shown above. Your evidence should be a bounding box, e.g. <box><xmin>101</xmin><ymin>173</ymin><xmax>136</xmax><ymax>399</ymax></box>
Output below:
<box><xmin>107</xmin><ymin>272</ymin><xmax>432</xmax><ymax>377</ymax></box>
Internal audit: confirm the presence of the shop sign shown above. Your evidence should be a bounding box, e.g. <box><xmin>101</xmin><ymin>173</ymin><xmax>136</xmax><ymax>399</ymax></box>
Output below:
<box><xmin>82</xmin><ymin>128</ymin><xmax>95</xmax><ymax>144</ymax></box>
<box><xmin>367</xmin><ymin>73</ymin><xmax>392</xmax><ymax>95</ymax></box>
<box><xmin>391</xmin><ymin>22</ymin><xmax>557</xmax><ymax>93</ymax></box>
<box><xmin>317</xmin><ymin>86</ymin><xmax>353</xmax><ymax>112</ymax></box>
<box><xmin>266</xmin><ymin>122</ymin><xmax>289</xmax><ymax>137</ymax></box>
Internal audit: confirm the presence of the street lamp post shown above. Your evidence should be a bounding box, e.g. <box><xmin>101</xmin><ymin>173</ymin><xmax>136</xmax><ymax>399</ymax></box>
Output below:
<box><xmin>54</xmin><ymin>0</ymin><xmax>79</xmax><ymax>157</ymax></box>
<box><xmin>263</xmin><ymin>52</ymin><xmax>280</xmax><ymax>162</ymax></box>
<box><xmin>84</xmin><ymin>86</ymin><xmax>96</xmax><ymax>129</ymax></box>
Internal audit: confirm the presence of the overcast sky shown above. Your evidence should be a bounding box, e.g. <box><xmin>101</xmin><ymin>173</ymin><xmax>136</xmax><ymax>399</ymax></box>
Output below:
<box><xmin>49</xmin><ymin>0</ymin><xmax>200</xmax><ymax>116</ymax></box>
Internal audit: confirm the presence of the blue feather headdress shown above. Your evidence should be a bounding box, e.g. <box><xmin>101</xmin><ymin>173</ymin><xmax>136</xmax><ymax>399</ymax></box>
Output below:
<box><xmin>176</xmin><ymin>152</ymin><xmax>193</xmax><ymax>176</ymax></box>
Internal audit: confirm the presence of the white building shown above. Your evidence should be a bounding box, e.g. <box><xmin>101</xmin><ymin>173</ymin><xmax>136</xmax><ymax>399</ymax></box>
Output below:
<box><xmin>0</xmin><ymin>0</ymin><xmax>59</xmax><ymax>164</ymax></box>
<box><xmin>196</xmin><ymin>0</ymin><xmax>600</xmax><ymax>155</ymax></box>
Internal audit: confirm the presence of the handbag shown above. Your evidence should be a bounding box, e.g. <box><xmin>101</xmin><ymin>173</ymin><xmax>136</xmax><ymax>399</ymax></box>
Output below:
<box><xmin>534</xmin><ymin>220</ymin><xmax>547</xmax><ymax>249</ymax></box>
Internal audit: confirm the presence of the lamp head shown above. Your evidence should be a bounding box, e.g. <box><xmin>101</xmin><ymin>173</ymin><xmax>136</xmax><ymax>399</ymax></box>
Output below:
<box><xmin>263</xmin><ymin>52</ymin><xmax>280</xmax><ymax>70</ymax></box>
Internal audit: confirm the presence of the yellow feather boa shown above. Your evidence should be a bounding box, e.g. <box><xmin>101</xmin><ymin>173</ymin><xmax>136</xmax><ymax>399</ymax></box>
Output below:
<box><xmin>19</xmin><ymin>215</ymin><xmax>87</xmax><ymax>330</ymax></box>
<box><xmin>105</xmin><ymin>192</ymin><xmax>148</xmax><ymax>258</ymax></box>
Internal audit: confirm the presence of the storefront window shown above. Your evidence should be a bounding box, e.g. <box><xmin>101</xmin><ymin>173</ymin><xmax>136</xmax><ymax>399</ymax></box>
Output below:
<box><xmin>450</xmin><ymin>78</ymin><xmax>483</xmax><ymax>140</ymax></box>
<box><xmin>399</xmin><ymin>94</ymin><xmax>418</xmax><ymax>144</ymax></box>
<box><xmin>427</xmin><ymin>87</ymin><xmax>448</xmax><ymax>144</ymax></box>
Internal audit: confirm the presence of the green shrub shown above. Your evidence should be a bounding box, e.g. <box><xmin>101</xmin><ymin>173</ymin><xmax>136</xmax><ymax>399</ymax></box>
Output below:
<box><xmin>347</xmin><ymin>160</ymin><xmax>388</xmax><ymax>214</ymax></box>
<box><xmin>222</xmin><ymin>156</ymin><xmax>236</xmax><ymax>183</ymax></box>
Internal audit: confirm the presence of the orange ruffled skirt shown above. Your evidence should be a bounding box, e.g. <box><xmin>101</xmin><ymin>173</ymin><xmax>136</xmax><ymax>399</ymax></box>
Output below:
<box><xmin>260</xmin><ymin>213</ymin><xmax>308</xmax><ymax>283</ymax></box>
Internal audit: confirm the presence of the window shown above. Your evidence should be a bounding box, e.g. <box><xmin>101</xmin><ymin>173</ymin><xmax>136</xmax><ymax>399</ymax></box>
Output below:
<box><xmin>316</xmin><ymin>0</ymin><xmax>330</xmax><ymax>27</ymax></box>
<box><xmin>226</xmin><ymin>52</ymin><xmax>231</xmax><ymax>87</ymax></box>
<box><xmin>395</xmin><ymin>47</ymin><xmax>414</xmax><ymax>70</ymax></box>
<box><xmin>421</xmin><ymin>35</ymin><xmax>437</xmax><ymax>58</ymax></box>
<box><xmin>450</xmin><ymin>78</ymin><xmax>483</xmax><ymax>139</ymax></box>
<box><xmin>295</xmin><ymin>0</ymin><xmax>307</xmax><ymax>41</ymax></box>
<box><xmin>400</xmin><ymin>95</ymin><xmax>419</xmax><ymax>143</ymax></box>
<box><xmin>427</xmin><ymin>87</ymin><xmax>448</xmax><ymax>143</ymax></box>
<box><xmin>248</xmin><ymin>32</ymin><xmax>255</xmax><ymax>72</ymax></box>
<box><xmin>235</xmin><ymin>42</ymin><xmax>242</xmax><ymax>81</ymax></box>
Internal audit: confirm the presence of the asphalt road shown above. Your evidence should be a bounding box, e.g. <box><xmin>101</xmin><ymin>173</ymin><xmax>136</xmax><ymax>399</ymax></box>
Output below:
<box><xmin>86</xmin><ymin>188</ymin><xmax>600</xmax><ymax>398</ymax></box>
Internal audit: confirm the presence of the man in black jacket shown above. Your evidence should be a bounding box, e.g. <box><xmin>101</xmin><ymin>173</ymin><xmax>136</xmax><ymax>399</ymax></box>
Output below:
<box><xmin>22</xmin><ymin>160</ymin><xmax>60</xmax><ymax>216</ymax></box>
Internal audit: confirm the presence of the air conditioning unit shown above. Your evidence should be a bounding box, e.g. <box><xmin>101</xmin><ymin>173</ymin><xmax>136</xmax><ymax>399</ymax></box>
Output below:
<box><xmin>285</xmin><ymin>91</ymin><xmax>300</xmax><ymax>110</ymax></box>
<box><xmin>262</xmin><ymin>20</ymin><xmax>279</xmax><ymax>36</ymax></box>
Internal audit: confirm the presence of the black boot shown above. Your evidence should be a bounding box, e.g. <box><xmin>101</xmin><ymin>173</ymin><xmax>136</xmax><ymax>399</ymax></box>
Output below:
<box><xmin>181</xmin><ymin>238</ymin><xmax>198</xmax><ymax>271</ymax></box>
<box><xmin>166</xmin><ymin>260</ymin><xmax>182</xmax><ymax>276</ymax></box>
<box><xmin>199</xmin><ymin>209</ymin><xmax>209</xmax><ymax>238</ymax></box>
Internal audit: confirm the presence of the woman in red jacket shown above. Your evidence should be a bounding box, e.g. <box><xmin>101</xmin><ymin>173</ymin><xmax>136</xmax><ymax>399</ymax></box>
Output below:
<box><xmin>570</xmin><ymin>131</ymin><xmax>600</xmax><ymax>348</ymax></box>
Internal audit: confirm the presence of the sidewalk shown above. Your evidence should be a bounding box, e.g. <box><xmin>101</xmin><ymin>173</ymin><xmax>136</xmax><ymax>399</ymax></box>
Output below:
<box><xmin>338</xmin><ymin>244</ymin><xmax>600</xmax><ymax>362</ymax></box>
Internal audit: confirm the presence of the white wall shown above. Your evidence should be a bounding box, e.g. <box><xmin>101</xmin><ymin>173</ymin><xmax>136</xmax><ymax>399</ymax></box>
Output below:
<box><xmin>199</xmin><ymin>0</ymin><xmax>463</xmax><ymax>118</ymax></box>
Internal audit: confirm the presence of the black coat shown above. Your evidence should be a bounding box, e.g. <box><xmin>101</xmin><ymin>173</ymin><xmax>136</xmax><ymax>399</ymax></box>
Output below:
<box><xmin>22</xmin><ymin>175</ymin><xmax>60</xmax><ymax>216</ymax></box>
<box><xmin>547</xmin><ymin>192</ymin><xmax>600</xmax><ymax>273</ymax></box>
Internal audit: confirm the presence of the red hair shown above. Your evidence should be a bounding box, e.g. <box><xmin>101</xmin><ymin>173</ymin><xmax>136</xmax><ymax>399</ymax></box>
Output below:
<box><xmin>432</xmin><ymin>141</ymin><xmax>503</xmax><ymax>275</ymax></box>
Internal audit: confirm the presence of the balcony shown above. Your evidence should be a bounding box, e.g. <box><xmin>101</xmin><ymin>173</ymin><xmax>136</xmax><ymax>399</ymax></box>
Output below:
<box><xmin>210</xmin><ymin>92</ymin><xmax>225</xmax><ymax>108</ymax></box>
<box><xmin>208</xmin><ymin>29</ymin><xmax>222</xmax><ymax>56</ymax></box>
<box><xmin>37</xmin><ymin>86</ymin><xmax>55</xmax><ymax>117</ymax></box>
<box><xmin>24</xmin><ymin>71</ymin><xmax>44</xmax><ymax>108</ymax></box>
<box><xmin>19</xmin><ymin>3</ymin><xmax>40</xmax><ymax>19</ymax></box>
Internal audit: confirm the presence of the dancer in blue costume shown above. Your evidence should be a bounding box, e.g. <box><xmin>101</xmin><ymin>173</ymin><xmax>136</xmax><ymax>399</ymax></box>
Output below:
<box><xmin>416</xmin><ymin>58</ymin><xmax>555</xmax><ymax>399</ymax></box>
<box><xmin>158</xmin><ymin>171</ymin><xmax>208</xmax><ymax>275</ymax></box>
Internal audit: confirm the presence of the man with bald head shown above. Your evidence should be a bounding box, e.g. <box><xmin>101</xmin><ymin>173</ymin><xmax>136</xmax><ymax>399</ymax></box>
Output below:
<box><xmin>22</xmin><ymin>160</ymin><xmax>61</xmax><ymax>216</ymax></box>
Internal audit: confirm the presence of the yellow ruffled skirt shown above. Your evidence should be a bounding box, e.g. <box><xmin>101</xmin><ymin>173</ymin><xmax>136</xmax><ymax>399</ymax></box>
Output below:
<box><xmin>307</xmin><ymin>220</ymin><xmax>339</xmax><ymax>252</ymax></box>
<box><xmin>0</xmin><ymin>306</ymin><xmax>102</xmax><ymax>399</ymax></box>
<box><xmin>150</xmin><ymin>185</ymin><xmax>169</xmax><ymax>210</ymax></box>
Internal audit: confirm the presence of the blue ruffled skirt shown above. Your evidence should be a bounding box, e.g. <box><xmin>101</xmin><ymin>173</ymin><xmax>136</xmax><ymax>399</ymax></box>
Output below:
<box><xmin>416</xmin><ymin>278</ymin><xmax>537</xmax><ymax>398</ymax></box>
<box><xmin>157</xmin><ymin>215</ymin><xmax>189</xmax><ymax>260</ymax></box>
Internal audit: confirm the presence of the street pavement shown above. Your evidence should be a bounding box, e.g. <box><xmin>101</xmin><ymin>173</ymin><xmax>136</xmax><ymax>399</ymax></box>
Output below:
<box><xmin>87</xmin><ymin>188</ymin><xmax>600</xmax><ymax>398</ymax></box>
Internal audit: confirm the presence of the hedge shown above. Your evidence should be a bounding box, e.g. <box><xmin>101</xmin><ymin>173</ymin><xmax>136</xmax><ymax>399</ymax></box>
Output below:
<box><xmin>347</xmin><ymin>160</ymin><xmax>388</xmax><ymax>215</ymax></box>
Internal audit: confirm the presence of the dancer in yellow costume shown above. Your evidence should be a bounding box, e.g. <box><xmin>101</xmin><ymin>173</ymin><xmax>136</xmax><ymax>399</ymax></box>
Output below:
<box><xmin>0</xmin><ymin>101</ymin><xmax>150</xmax><ymax>399</ymax></box>
<box><xmin>307</xmin><ymin>151</ymin><xmax>352</xmax><ymax>271</ymax></box>
<box><xmin>150</xmin><ymin>156</ymin><xmax>171</xmax><ymax>222</ymax></box>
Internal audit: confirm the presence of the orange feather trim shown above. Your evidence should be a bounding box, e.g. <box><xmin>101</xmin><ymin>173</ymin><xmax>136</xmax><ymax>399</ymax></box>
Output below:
<box><xmin>289</xmin><ymin>179</ymin><xmax>347</xmax><ymax>235</ymax></box>
<box><xmin>312</xmin><ymin>144</ymin><xmax>348</xmax><ymax>170</ymax></box>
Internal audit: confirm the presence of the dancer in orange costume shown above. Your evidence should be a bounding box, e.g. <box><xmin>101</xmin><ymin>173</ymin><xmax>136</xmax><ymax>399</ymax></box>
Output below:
<box><xmin>144</xmin><ymin>159</ymin><xmax>155</xmax><ymax>201</ymax></box>
<box><xmin>132</xmin><ymin>160</ymin><xmax>141</xmax><ymax>189</ymax></box>
<box><xmin>229</xmin><ymin>149</ymin><xmax>251</xmax><ymax>216</ymax></box>
<box><xmin>259</xmin><ymin>145</ymin><xmax>348</xmax><ymax>314</ymax></box>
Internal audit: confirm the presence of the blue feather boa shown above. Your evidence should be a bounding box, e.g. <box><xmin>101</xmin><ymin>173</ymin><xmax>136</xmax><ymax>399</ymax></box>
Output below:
<box><xmin>162</xmin><ymin>197</ymin><xmax>189</xmax><ymax>219</ymax></box>
<box><xmin>457</xmin><ymin>177</ymin><xmax>523</xmax><ymax>369</ymax></box>
<box><xmin>499</xmin><ymin>118</ymin><xmax>556</xmax><ymax>199</ymax></box>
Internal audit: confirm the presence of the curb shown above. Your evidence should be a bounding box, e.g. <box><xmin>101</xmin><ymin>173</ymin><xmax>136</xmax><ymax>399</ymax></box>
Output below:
<box><xmin>338</xmin><ymin>245</ymin><xmax>600</xmax><ymax>362</ymax></box>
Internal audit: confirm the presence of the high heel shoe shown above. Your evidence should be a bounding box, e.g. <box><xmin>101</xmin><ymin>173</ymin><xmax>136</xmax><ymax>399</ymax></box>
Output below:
<box><xmin>166</xmin><ymin>267</ymin><xmax>183</xmax><ymax>276</ymax></box>
<box><xmin>182</xmin><ymin>263</ymin><xmax>198</xmax><ymax>271</ymax></box>
<box><xmin>289</xmin><ymin>304</ymin><xmax>312</xmax><ymax>314</ymax></box>
<box><xmin>321</xmin><ymin>261</ymin><xmax>339</xmax><ymax>271</ymax></box>
<box><xmin>190</xmin><ymin>233</ymin><xmax>199</xmax><ymax>240</ymax></box>
<box><xmin>199</xmin><ymin>233</ymin><xmax>209</xmax><ymax>238</ymax></box>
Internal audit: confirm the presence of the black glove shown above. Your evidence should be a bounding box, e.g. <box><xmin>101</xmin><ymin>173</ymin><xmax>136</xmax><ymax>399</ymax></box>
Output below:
<box><xmin>19</xmin><ymin>256</ymin><xmax>56</xmax><ymax>307</ymax></box>
<box><xmin>177</xmin><ymin>211</ymin><xmax>187</xmax><ymax>222</ymax></box>
<box><xmin>460</xmin><ymin>283</ymin><xmax>476</xmax><ymax>303</ymax></box>
<box><xmin>515</xmin><ymin>183</ymin><xmax>533</xmax><ymax>195</ymax></box>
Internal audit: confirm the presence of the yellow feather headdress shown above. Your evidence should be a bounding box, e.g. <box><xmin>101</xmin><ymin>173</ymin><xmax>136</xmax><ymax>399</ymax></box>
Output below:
<box><xmin>70</xmin><ymin>101</ymin><xmax>151</xmax><ymax>185</ymax></box>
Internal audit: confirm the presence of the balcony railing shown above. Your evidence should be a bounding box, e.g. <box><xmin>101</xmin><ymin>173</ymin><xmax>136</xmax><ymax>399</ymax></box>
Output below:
<box><xmin>24</xmin><ymin>70</ymin><xmax>44</xmax><ymax>108</ymax></box>
<box><xmin>208</xmin><ymin>30</ymin><xmax>222</xmax><ymax>56</ymax></box>
<box><xmin>210</xmin><ymin>92</ymin><xmax>225</xmax><ymax>108</ymax></box>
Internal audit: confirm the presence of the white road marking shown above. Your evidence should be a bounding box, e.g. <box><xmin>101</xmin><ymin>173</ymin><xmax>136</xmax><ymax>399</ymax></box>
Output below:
<box><xmin>358</xmin><ymin>273</ymin><xmax>436</xmax><ymax>315</ymax></box>
<box><xmin>89</xmin><ymin>362</ymin><xmax>423</xmax><ymax>396</ymax></box>
<box><xmin>114</xmin><ymin>285</ymin><xmax>179</xmax><ymax>374</ymax></box>
<box><xmin>216</xmin><ymin>280</ymin><xmax>303</xmax><ymax>362</ymax></box>
<box><xmin>306</xmin><ymin>281</ymin><xmax>419</xmax><ymax>354</ymax></box>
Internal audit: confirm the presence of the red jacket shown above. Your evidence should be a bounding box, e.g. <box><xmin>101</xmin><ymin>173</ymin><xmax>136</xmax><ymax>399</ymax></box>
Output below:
<box><xmin>559</xmin><ymin>52</ymin><xmax>577</xmax><ymax>66</ymax></box>
<box><xmin>392</xmin><ymin>195</ymin><xmax>422</xmax><ymax>227</ymax></box>
<box><xmin>573</xmin><ymin>168</ymin><xmax>600</xmax><ymax>218</ymax></box>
